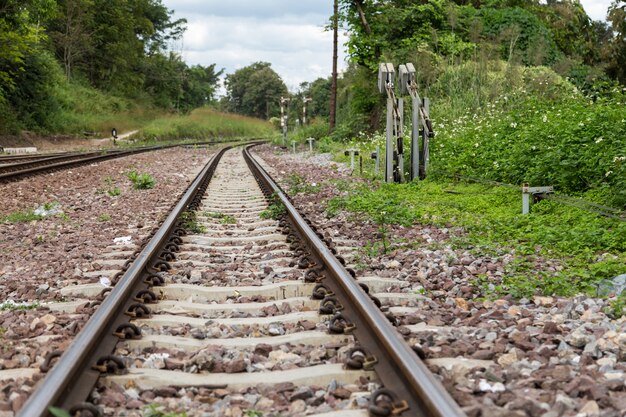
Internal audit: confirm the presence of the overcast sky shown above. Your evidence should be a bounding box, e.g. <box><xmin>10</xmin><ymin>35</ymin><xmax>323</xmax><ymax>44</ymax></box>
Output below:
<box><xmin>161</xmin><ymin>0</ymin><xmax>613</xmax><ymax>92</ymax></box>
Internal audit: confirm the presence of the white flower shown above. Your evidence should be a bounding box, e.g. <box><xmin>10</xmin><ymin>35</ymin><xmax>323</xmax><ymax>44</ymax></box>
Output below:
<box><xmin>510</xmin><ymin>122</ymin><xmax>517</xmax><ymax>128</ymax></box>
<box><xmin>605</xmin><ymin>171</ymin><xmax>613</xmax><ymax>177</ymax></box>
<box><xmin>542</xmin><ymin>115</ymin><xmax>548</xmax><ymax>123</ymax></box>
<box><xmin>531</xmin><ymin>146</ymin><xmax>537</xmax><ymax>150</ymax></box>
<box><xmin>613</xmin><ymin>156</ymin><xmax>626</xmax><ymax>162</ymax></box>
<box><xmin>493</xmin><ymin>161</ymin><xmax>499</xmax><ymax>168</ymax></box>
<box><xmin>493</xmin><ymin>133</ymin><xmax>498</xmax><ymax>137</ymax></box>
<box><xmin>474</xmin><ymin>143</ymin><xmax>480</xmax><ymax>147</ymax></box>
<box><xmin>579</xmin><ymin>122</ymin><xmax>584</xmax><ymax>127</ymax></box>
<box><xmin>595</xmin><ymin>137</ymin><xmax>603</xmax><ymax>144</ymax></box>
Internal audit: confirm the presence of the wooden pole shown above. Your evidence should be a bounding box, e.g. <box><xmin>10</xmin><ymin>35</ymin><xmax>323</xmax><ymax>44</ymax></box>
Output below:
<box><xmin>329</xmin><ymin>0</ymin><xmax>338</xmax><ymax>130</ymax></box>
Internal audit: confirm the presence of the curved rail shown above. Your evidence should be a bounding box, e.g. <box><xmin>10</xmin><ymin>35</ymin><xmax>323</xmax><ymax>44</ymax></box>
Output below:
<box><xmin>243</xmin><ymin>144</ymin><xmax>465</xmax><ymax>417</ymax></box>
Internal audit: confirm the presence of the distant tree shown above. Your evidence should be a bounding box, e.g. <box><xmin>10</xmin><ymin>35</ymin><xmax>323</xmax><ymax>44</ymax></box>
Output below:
<box><xmin>301</xmin><ymin>78</ymin><xmax>332</xmax><ymax>120</ymax></box>
<box><xmin>49</xmin><ymin>0</ymin><xmax>94</xmax><ymax>80</ymax></box>
<box><xmin>607</xmin><ymin>0</ymin><xmax>626</xmax><ymax>83</ymax></box>
<box><xmin>223</xmin><ymin>62</ymin><xmax>287</xmax><ymax>119</ymax></box>
<box><xmin>0</xmin><ymin>0</ymin><xmax>55</xmax><ymax>101</ymax></box>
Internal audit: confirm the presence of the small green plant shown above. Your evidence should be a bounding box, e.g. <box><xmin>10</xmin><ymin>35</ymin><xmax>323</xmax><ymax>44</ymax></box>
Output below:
<box><xmin>605</xmin><ymin>295</ymin><xmax>626</xmax><ymax>318</ymax></box>
<box><xmin>107</xmin><ymin>187</ymin><xmax>121</xmax><ymax>196</ymax></box>
<box><xmin>0</xmin><ymin>301</ymin><xmax>40</xmax><ymax>311</ymax></box>
<box><xmin>245</xmin><ymin>411</ymin><xmax>264</xmax><ymax>417</ymax></box>
<box><xmin>220</xmin><ymin>214</ymin><xmax>237</xmax><ymax>224</ymax></box>
<box><xmin>48</xmin><ymin>407</ymin><xmax>71</xmax><ymax>417</ymax></box>
<box><xmin>97</xmin><ymin>214</ymin><xmax>112</xmax><ymax>222</ymax></box>
<box><xmin>126</xmin><ymin>170</ymin><xmax>156</xmax><ymax>189</ymax></box>
<box><xmin>0</xmin><ymin>210</ymin><xmax>43</xmax><ymax>223</ymax></box>
<box><xmin>285</xmin><ymin>173</ymin><xmax>320</xmax><ymax>194</ymax></box>
<box><xmin>260</xmin><ymin>193</ymin><xmax>286</xmax><ymax>220</ymax></box>
<box><xmin>180</xmin><ymin>211</ymin><xmax>206</xmax><ymax>233</ymax></box>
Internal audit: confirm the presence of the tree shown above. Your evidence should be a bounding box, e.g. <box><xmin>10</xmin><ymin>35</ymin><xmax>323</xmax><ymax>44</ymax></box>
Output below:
<box><xmin>223</xmin><ymin>62</ymin><xmax>287</xmax><ymax>119</ymax></box>
<box><xmin>49</xmin><ymin>0</ymin><xmax>94</xmax><ymax>80</ymax></box>
<box><xmin>607</xmin><ymin>1</ymin><xmax>626</xmax><ymax>83</ymax></box>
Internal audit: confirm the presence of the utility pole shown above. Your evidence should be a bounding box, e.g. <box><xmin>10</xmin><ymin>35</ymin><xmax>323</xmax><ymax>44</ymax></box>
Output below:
<box><xmin>329</xmin><ymin>0</ymin><xmax>338</xmax><ymax>131</ymax></box>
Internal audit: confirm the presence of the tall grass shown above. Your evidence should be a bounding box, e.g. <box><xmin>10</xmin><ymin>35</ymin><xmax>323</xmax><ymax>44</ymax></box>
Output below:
<box><xmin>134</xmin><ymin>107</ymin><xmax>273</xmax><ymax>141</ymax></box>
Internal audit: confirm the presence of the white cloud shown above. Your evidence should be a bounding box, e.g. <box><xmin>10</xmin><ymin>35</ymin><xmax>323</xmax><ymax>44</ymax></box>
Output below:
<box><xmin>579</xmin><ymin>0</ymin><xmax>613</xmax><ymax>21</ymax></box>
<box><xmin>163</xmin><ymin>0</ymin><xmax>347</xmax><ymax>92</ymax></box>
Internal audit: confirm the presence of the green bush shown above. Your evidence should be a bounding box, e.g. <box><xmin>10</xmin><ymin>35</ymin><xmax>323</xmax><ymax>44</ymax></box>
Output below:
<box><xmin>434</xmin><ymin>93</ymin><xmax>626</xmax><ymax>206</ymax></box>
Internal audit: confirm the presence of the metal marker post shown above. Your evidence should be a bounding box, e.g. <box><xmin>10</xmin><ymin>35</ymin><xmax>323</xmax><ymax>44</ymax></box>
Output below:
<box><xmin>291</xmin><ymin>141</ymin><xmax>296</xmax><ymax>154</ymax></box>
<box><xmin>280</xmin><ymin>97</ymin><xmax>290</xmax><ymax>146</ymax></box>
<box><xmin>345</xmin><ymin>149</ymin><xmax>359</xmax><ymax>171</ymax></box>
<box><xmin>307</xmin><ymin>138</ymin><xmax>315</xmax><ymax>153</ymax></box>
<box><xmin>522</xmin><ymin>184</ymin><xmax>554</xmax><ymax>214</ymax></box>
<box><xmin>303</xmin><ymin>97</ymin><xmax>312</xmax><ymax>125</ymax></box>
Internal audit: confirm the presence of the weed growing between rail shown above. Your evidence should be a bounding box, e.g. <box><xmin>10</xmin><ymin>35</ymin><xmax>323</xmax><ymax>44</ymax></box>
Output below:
<box><xmin>326</xmin><ymin>179</ymin><xmax>626</xmax><ymax>301</ymax></box>
<box><xmin>260</xmin><ymin>193</ymin><xmax>286</xmax><ymax>220</ymax></box>
<box><xmin>126</xmin><ymin>170</ymin><xmax>156</xmax><ymax>190</ymax></box>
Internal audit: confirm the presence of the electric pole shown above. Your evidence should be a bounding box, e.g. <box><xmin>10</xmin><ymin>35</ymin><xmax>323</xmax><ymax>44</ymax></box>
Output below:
<box><xmin>329</xmin><ymin>0</ymin><xmax>338</xmax><ymax>131</ymax></box>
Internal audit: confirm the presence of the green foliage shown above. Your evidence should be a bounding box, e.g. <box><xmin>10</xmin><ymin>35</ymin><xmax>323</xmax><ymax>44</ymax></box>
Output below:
<box><xmin>136</xmin><ymin>107</ymin><xmax>273</xmax><ymax>141</ymax></box>
<box><xmin>285</xmin><ymin>174</ymin><xmax>321</xmax><ymax>194</ymax></box>
<box><xmin>48</xmin><ymin>407</ymin><xmax>71</xmax><ymax>417</ymax></box>
<box><xmin>223</xmin><ymin>62</ymin><xmax>288</xmax><ymax>119</ymax></box>
<box><xmin>0</xmin><ymin>301</ymin><xmax>40</xmax><ymax>311</ymax></box>
<box><xmin>326</xmin><ymin>178</ymin><xmax>625</xmax><ymax>298</ymax></box>
<box><xmin>260</xmin><ymin>194</ymin><xmax>286</xmax><ymax>220</ymax></box>
<box><xmin>0</xmin><ymin>210</ymin><xmax>43</xmax><ymax>223</ymax></box>
<box><xmin>126</xmin><ymin>170</ymin><xmax>156</xmax><ymax>190</ymax></box>
<box><xmin>180</xmin><ymin>211</ymin><xmax>206</xmax><ymax>234</ymax></box>
<box><xmin>606</xmin><ymin>294</ymin><xmax>626</xmax><ymax>318</ymax></box>
<box><xmin>97</xmin><ymin>214</ymin><xmax>111</xmax><ymax>222</ymax></box>
<box><xmin>434</xmin><ymin>92</ymin><xmax>626</xmax><ymax>206</ymax></box>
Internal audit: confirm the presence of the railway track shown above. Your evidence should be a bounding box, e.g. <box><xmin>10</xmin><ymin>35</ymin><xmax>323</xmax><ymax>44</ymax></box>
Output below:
<box><xmin>0</xmin><ymin>152</ymin><xmax>75</xmax><ymax>164</ymax></box>
<box><xmin>0</xmin><ymin>147</ymin><xmax>171</xmax><ymax>182</ymax></box>
<box><xmin>13</xmin><ymin>145</ymin><xmax>463</xmax><ymax>417</ymax></box>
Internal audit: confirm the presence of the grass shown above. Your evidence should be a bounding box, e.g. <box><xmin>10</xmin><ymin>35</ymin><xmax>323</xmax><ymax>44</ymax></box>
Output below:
<box><xmin>285</xmin><ymin>173</ymin><xmax>321</xmax><ymax>194</ymax></box>
<box><xmin>180</xmin><ymin>211</ymin><xmax>206</xmax><ymax>234</ymax></box>
<box><xmin>260</xmin><ymin>194</ymin><xmax>286</xmax><ymax>220</ymax></box>
<box><xmin>1</xmin><ymin>300</ymin><xmax>40</xmax><ymax>311</ymax></box>
<box><xmin>0</xmin><ymin>210</ymin><xmax>43</xmax><ymax>223</ymax></box>
<box><xmin>134</xmin><ymin>107</ymin><xmax>273</xmax><ymax>142</ymax></box>
<box><xmin>97</xmin><ymin>214</ymin><xmax>111</xmax><ymax>222</ymax></box>
<box><xmin>326</xmin><ymin>178</ymin><xmax>626</xmax><ymax>300</ymax></box>
<box><xmin>126</xmin><ymin>170</ymin><xmax>156</xmax><ymax>190</ymax></box>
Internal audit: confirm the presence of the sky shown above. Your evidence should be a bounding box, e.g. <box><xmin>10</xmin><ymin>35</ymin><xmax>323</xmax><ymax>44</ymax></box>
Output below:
<box><xmin>161</xmin><ymin>0</ymin><xmax>614</xmax><ymax>93</ymax></box>
<box><xmin>161</xmin><ymin>0</ymin><xmax>348</xmax><ymax>92</ymax></box>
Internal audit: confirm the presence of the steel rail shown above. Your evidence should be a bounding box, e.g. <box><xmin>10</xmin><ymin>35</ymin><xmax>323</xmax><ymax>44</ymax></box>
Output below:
<box><xmin>0</xmin><ymin>152</ymin><xmax>75</xmax><ymax>163</ymax></box>
<box><xmin>17</xmin><ymin>146</ymin><xmax>231</xmax><ymax>417</ymax></box>
<box><xmin>244</xmin><ymin>144</ymin><xmax>466</xmax><ymax>417</ymax></box>
<box><xmin>0</xmin><ymin>146</ymin><xmax>173</xmax><ymax>182</ymax></box>
<box><xmin>0</xmin><ymin>151</ymin><xmax>104</xmax><ymax>172</ymax></box>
